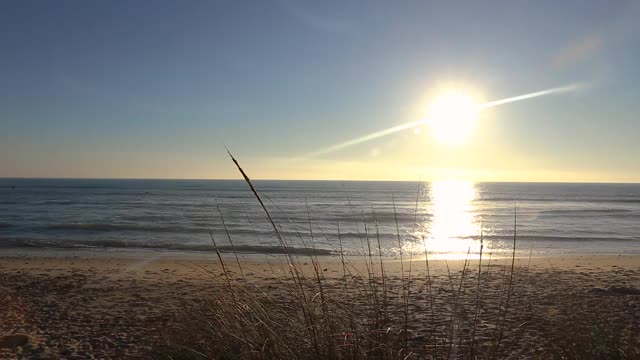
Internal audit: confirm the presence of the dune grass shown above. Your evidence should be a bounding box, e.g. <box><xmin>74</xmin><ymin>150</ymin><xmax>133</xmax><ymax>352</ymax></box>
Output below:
<box><xmin>157</xmin><ymin>153</ymin><xmax>640</xmax><ymax>359</ymax></box>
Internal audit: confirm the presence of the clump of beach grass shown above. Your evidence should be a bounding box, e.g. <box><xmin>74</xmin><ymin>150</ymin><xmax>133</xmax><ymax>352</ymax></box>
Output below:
<box><xmin>168</xmin><ymin>151</ymin><xmax>640</xmax><ymax>359</ymax></box>
<box><xmin>155</xmin><ymin>151</ymin><xmax>535</xmax><ymax>360</ymax></box>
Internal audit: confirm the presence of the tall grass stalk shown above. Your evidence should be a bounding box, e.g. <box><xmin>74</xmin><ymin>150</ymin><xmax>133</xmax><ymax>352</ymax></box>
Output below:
<box><xmin>470</xmin><ymin>225</ymin><xmax>484</xmax><ymax>358</ymax></box>
<box><xmin>217</xmin><ymin>206</ymin><xmax>246</xmax><ymax>281</ymax></box>
<box><xmin>391</xmin><ymin>194</ymin><xmax>408</xmax><ymax>356</ymax></box>
<box><xmin>490</xmin><ymin>205</ymin><xmax>518</xmax><ymax>358</ymax></box>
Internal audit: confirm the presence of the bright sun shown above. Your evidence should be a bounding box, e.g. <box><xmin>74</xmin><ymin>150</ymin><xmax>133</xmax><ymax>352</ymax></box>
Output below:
<box><xmin>426</xmin><ymin>91</ymin><xmax>479</xmax><ymax>144</ymax></box>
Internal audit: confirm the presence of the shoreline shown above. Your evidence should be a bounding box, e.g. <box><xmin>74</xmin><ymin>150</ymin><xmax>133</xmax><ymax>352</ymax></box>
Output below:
<box><xmin>1</xmin><ymin>245</ymin><xmax>639</xmax><ymax>263</ymax></box>
<box><xmin>1</xmin><ymin>252</ymin><xmax>639</xmax><ymax>283</ymax></box>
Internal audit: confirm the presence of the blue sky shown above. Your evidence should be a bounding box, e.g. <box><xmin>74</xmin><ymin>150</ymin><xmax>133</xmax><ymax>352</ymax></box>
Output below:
<box><xmin>2</xmin><ymin>0</ymin><xmax>640</xmax><ymax>181</ymax></box>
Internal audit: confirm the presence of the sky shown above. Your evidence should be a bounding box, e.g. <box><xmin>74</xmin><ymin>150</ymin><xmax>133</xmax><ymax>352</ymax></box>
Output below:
<box><xmin>1</xmin><ymin>0</ymin><xmax>640</xmax><ymax>182</ymax></box>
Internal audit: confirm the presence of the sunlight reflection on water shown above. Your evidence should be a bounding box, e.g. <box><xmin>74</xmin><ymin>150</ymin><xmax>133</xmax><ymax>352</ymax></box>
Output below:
<box><xmin>409</xmin><ymin>180</ymin><xmax>486</xmax><ymax>259</ymax></box>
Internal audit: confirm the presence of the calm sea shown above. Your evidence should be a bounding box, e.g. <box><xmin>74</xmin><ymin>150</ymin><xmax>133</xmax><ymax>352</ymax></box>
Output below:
<box><xmin>1</xmin><ymin>179</ymin><xmax>639</xmax><ymax>257</ymax></box>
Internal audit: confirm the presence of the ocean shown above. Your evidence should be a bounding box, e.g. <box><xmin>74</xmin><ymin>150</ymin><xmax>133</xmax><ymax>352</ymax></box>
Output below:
<box><xmin>1</xmin><ymin>178</ymin><xmax>639</xmax><ymax>258</ymax></box>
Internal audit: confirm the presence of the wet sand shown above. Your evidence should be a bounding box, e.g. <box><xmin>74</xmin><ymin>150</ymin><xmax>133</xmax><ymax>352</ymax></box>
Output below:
<box><xmin>1</xmin><ymin>252</ymin><xmax>639</xmax><ymax>359</ymax></box>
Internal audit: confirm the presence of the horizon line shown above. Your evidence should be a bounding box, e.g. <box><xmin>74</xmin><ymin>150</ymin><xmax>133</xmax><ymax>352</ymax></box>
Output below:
<box><xmin>1</xmin><ymin>176</ymin><xmax>639</xmax><ymax>185</ymax></box>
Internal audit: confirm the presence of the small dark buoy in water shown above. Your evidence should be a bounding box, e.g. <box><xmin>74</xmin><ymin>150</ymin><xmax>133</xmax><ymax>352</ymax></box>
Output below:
<box><xmin>10</xmin><ymin>185</ymin><xmax>15</xmax><ymax>190</ymax></box>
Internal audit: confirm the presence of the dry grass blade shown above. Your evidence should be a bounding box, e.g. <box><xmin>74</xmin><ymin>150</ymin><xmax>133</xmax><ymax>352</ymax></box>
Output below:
<box><xmin>217</xmin><ymin>206</ymin><xmax>245</xmax><ymax>281</ymax></box>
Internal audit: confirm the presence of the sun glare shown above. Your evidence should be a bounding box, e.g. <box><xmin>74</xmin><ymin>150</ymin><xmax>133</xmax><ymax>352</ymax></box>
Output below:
<box><xmin>426</xmin><ymin>91</ymin><xmax>479</xmax><ymax>144</ymax></box>
<box><xmin>424</xmin><ymin>180</ymin><xmax>482</xmax><ymax>257</ymax></box>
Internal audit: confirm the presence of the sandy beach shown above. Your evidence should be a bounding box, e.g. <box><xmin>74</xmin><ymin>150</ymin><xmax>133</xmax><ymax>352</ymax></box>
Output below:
<box><xmin>1</xmin><ymin>251</ymin><xmax>639</xmax><ymax>359</ymax></box>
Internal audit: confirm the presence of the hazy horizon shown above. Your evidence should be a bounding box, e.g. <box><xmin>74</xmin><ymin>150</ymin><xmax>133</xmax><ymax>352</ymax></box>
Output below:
<box><xmin>2</xmin><ymin>176</ymin><xmax>640</xmax><ymax>185</ymax></box>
